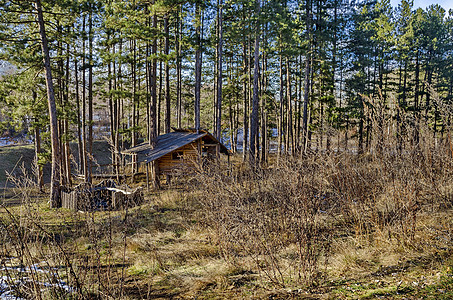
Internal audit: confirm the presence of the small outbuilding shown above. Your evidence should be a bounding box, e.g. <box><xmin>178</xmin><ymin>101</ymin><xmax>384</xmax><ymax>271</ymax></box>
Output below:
<box><xmin>122</xmin><ymin>128</ymin><xmax>230</xmax><ymax>188</ymax></box>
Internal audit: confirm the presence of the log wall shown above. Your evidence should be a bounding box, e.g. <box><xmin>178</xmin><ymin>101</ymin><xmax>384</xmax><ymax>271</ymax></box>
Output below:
<box><xmin>157</xmin><ymin>142</ymin><xmax>200</xmax><ymax>175</ymax></box>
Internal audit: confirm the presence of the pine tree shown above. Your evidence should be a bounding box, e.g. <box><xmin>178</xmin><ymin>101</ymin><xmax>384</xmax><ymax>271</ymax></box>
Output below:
<box><xmin>35</xmin><ymin>0</ymin><xmax>61</xmax><ymax>207</ymax></box>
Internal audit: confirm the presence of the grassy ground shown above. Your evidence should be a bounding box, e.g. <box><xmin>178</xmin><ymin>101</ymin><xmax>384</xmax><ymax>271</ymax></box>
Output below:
<box><xmin>1</xmin><ymin>183</ymin><xmax>452</xmax><ymax>299</ymax></box>
<box><xmin>1</xmin><ymin>145</ymin><xmax>453</xmax><ymax>299</ymax></box>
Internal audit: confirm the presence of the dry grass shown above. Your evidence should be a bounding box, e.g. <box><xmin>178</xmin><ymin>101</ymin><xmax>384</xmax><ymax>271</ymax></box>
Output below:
<box><xmin>190</xmin><ymin>98</ymin><xmax>453</xmax><ymax>296</ymax></box>
<box><xmin>1</xmin><ymin>93</ymin><xmax>453</xmax><ymax>298</ymax></box>
<box><xmin>1</xmin><ymin>148</ymin><xmax>453</xmax><ymax>298</ymax></box>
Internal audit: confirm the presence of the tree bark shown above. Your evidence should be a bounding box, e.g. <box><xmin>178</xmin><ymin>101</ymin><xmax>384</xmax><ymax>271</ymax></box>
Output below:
<box><xmin>64</xmin><ymin>34</ymin><xmax>71</xmax><ymax>186</ymax></box>
<box><xmin>35</xmin><ymin>0</ymin><xmax>61</xmax><ymax>207</ymax></box>
<box><xmin>149</xmin><ymin>12</ymin><xmax>158</xmax><ymax>147</ymax></box>
<box><xmin>278</xmin><ymin>53</ymin><xmax>284</xmax><ymax>158</ymax></box>
<box><xmin>216</xmin><ymin>0</ymin><xmax>223</xmax><ymax>140</ymax></box>
<box><xmin>176</xmin><ymin>6</ymin><xmax>182</xmax><ymax>128</ymax></box>
<box><xmin>82</xmin><ymin>16</ymin><xmax>88</xmax><ymax>181</ymax></box>
<box><xmin>302</xmin><ymin>0</ymin><xmax>311</xmax><ymax>155</ymax></box>
<box><xmin>249</xmin><ymin>0</ymin><xmax>260</xmax><ymax>165</ymax></box>
<box><xmin>33</xmin><ymin>114</ymin><xmax>43</xmax><ymax>193</ymax></box>
<box><xmin>215</xmin><ymin>0</ymin><xmax>223</xmax><ymax>141</ymax></box>
<box><xmin>286</xmin><ymin>57</ymin><xmax>293</xmax><ymax>154</ymax></box>
<box><xmin>131</xmin><ymin>39</ymin><xmax>138</xmax><ymax>173</ymax></box>
<box><xmin>158</xmin><ymin>56</ymin><xmax>163</xmax><ymax>136</ymax></box>
<box><xmin>194</xmin><ymin>2</ymin><xmax>202</xmax><ymax>133</ymax></box>
<box><xmin>87</xmin><ymin>7</ymin><xmax>93</xmax><ymax>184</ymax></box>
<box><xmin>75</xmin><ymin>52</ymin><xmax>83</xmax><ymax>174</ymax></box>
<box><xmin>164</xmin><ymin>15</ymin><xmax>171</xmax><ymax>134</ymax></box>
<box><xmin>242</xmin><ymin>38</ymin><xmax>248</xmax><ymax>161</ymax></box>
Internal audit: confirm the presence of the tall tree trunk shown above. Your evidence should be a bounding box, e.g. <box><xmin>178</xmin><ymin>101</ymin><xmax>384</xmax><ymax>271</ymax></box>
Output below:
<box><xmin>242</xmin><ymin>38</ymin><xmax>248</xmax><ymax>161</ymax></box>
<box><xmin>216</xmin><ymin>0</ymin><xmax>223</xmax><ymax>141</ymax></box>
<box><xmin>108</xmin><ymin>43</ymin><xmax>114</xmax><ymax>174</ymax></box>
<box><xmin>234</xmin><ymin>67</ymin><xmax>240</xmax><ymax>153</ymax></box>
<box><xmin>75</xmin><ymin>52</ymin><xmax>83</xmax><ymax>174</ymax></box>
<box><xmin>402</xmin><ymin>59</ymin><xmax>408</xmax><ymax>106</ymax></box>
<box><xmin>57</xmin><ymin>24</ymin><xmax>65</xmax><ymax>186</ymax></box>
<box><xmin>113</xmin><ymin>41</ymin><xmax>120</xmax><ymax>181</ymax></box>
<box><xmin>33</xmin><ymin>114</ymin><xmax>43</xmax><ymax>192</ymax></box>
<box><xmin>131</xmin><ymin>39</ymin><xmax>137</xmax><ymax>173</ymax></box>
<box><xmin>329</xmin><ymin>0</ymin><xmax>337</xmax><ymax>153</ymax></box>
<box><xmin>64</xmin><ymin>40</ymin><xmax>71</xmax><ymax>186</ymax></box>
<box><xmin>164</xmin><ymin>15</ymin><xmax>171</xmax><ymax>134</ymax></box>
<box><xmin>339</xmin><ymin>52</ymin><xmax>345</xmax><ymax>152</ymax></box>
<box><xmin>158</xmin><ymin>58</ymin><xmax>163</xmax><ymax>136</ymax></box>
<box><xmin>194</xmin><ymin>2</ymin><xmax>202</xmax><ymax>133</ymax></box>
<box><xmin>423</xmin><ymin>51</ymin><xmax>433</xmax><ymax>121</ymax></box>
<box><xmin>358</xmin><ymin>97</ymin><xmax>364</xmax><ymax>153</ymax></box>
<box><xmin>176</xmin><ymin>6</ymin><xmax>182</xmax><ymax>128</ymax></box>
<box><xmin>149</xmin><ymin>12</ymin><xmax>158</xmax><ymax>147</ymax></box>
<box><xmin>286</xmin><ymin>57</ymin><xmax>293</xmax><ymax>154</ymax></box>
<box><xmin>213</xmin><ymin>15</ymin><xmax>218</xmax><ymax>136</ymax></box>
<box><xmin>297</xmin><ymin>55</ymin><xmax>302</xmax><ymax>150</ymax></box>
<box><xmin>229</xmin><ymin>58</ymin><xmax>234</xmax><ymax>153</ymax></box>
<box><xmin>261</xmin><ymin>26</ymin><xmax>268</xmax><ymax>163</ymax></box>
<box><xmin>414</xmin><ymin>50</ymin><xmax>420</xmax><ymax>112</ymax></box>
<box><xmin>414</xmin><ymin>50</ymin><xmax>420</xmax><ymax>145</ymax></box>
<box><xmin>278</xmin><ymin>53</ymin><xmax>284</xmax><ymax>158</ymax></box>
<box><xmin>302</xmin><ymin>0</ymin><xmax>312</xmax><ymax>155</ymax></box>
<box><xmin>87</xmin><ymin>8</ymin><xmax>94</xmax><ymax>184</ymax></box>
<box><xmin>249</xmin><ymin>0</ymin><xmax>260</xmax><ymax>165</ymax></box>
<box><xmin>35</xmin><ymin>0</ymin><xmax>60</xmax><ymax>207</ymax></box>
<box><xmin>248</xmin><ymin>35</ymin><xmax>252</xmax><ymax>156</ymax></box>
<box><xmin>82</xmin><ymin>16</ymin><xmax>87</xmax><ymax>181</ymax></box>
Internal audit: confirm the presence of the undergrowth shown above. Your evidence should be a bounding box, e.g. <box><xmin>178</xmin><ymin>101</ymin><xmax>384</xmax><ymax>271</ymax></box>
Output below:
<box><xmin>1</xmin><ymin>102</ymin><xmax>453</xmax><ymax>298</ymax></box>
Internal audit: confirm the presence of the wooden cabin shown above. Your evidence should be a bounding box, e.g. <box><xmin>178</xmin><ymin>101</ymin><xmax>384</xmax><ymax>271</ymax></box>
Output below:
<box><xmin>122</xmin><ymin>128</ymin><xmax>230</xmax><ymax>187</ymax></box>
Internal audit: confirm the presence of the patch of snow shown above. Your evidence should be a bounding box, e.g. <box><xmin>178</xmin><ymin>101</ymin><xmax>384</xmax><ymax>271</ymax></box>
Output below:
<box><xmin>0</xmin><ymin>276</ymin><xmax>23</xmax><ymax>300</ymax></box>
<box><xmin>1</xmin><ymin>259</ymin><xmax>74</xmax><ymax>298</ymax></box>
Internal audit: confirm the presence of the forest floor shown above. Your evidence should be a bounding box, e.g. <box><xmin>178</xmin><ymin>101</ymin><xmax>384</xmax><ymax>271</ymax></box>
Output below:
<box><xmin>1</xmin><ymin>186</ymin><xmax>452</xmax><ymax>299</ymax></box>
<box><xmin>0</xmin><ymin>144</ymin><xmax>452</xmax><ymax>299</ymax></box>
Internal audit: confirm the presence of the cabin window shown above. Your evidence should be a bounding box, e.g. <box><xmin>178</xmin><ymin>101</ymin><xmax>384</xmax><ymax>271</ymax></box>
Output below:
<box><xmin>172</xmin><ymin>151</ymin><xmax>184</xmax><ymax>160</ymax></box>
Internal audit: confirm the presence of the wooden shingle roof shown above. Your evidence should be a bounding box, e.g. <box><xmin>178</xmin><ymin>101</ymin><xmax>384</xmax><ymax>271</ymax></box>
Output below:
<box><xmin>122</xmin><ymin>128</ymin><xmax>229</xmax><ymax>163</ymax></box>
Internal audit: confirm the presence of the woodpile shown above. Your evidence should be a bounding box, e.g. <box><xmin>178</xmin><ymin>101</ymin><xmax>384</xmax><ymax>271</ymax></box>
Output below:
<box><xmin>61</xmin><ymin>180</ymin><xmax>143</xmax><ymax>211</ymax></box>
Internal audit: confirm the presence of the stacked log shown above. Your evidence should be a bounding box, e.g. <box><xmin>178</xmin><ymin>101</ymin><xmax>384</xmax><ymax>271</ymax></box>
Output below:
<box><xmin>61</xmin><ymin>181</ymin><xmax>143</xmax><ymax>211</ymax></box>
<box><xmin>111</xmin><ymin>187</ymin><xmax>144</xmax><ymax>209</ymax></box>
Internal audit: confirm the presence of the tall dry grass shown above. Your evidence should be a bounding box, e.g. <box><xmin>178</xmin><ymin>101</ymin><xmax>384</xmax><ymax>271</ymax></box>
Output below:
<box><xmin>1</xmin><ymin>90</ymin><xmax>452</xmax><ymax>297</ymax></box>
<box><xmin>195</xmin><ymin>92</ymin><xmax>453</xmax><ymax>288</ymax></box>
<box><xmin>0</xmin><ymin>164</ymin><xmax>135</xmax><ymax>299</ymax></box>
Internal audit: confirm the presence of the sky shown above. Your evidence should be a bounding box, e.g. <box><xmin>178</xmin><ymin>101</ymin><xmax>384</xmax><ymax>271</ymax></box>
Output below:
<box><xmin>390</xmin><ymin>0</ymin><xmax>453</xmax><ymax>13</ymax></box>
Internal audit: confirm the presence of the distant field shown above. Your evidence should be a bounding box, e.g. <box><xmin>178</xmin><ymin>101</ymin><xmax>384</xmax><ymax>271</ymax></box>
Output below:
<box><xmin>0</xmin><ymin>140</ymin><xmax>113</xmax><ymax>186</ymax></box>
<box><xmin>0</xmin><ymin>143</ymin><xmax>36</xmax><ymax>184</ymax></box>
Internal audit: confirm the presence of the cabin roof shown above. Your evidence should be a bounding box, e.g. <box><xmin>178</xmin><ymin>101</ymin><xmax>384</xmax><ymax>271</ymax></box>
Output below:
<box><xmin>122</xmin><ymin>128</ymin><xmax>230</xmax><ymax>163</ymax></box>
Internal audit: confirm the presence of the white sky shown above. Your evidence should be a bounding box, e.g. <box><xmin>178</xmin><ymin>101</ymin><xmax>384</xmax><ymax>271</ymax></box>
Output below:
<box><xmin>390</xmin><ymin>0</ymin><xmax>453</xmax><ymax>13</ymax></box>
